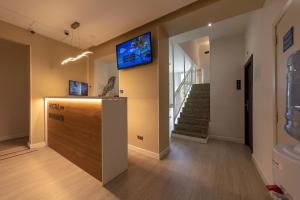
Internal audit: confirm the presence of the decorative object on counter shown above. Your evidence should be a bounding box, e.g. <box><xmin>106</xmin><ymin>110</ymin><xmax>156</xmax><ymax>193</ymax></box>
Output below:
<box><xmin>100</xmin><ymin>76</ymin><xmax>116</xmax><ymax>97</ymax></box>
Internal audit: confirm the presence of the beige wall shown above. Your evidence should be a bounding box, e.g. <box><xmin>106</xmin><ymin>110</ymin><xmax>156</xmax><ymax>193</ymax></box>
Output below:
<box><xmin>88</xmin><ymin>0</ymin><xmax>265</xmax><ymax>154</ymax></box>
<box><xmin>158</xmin><ymin>27</ymin><xmax>170</xmax><ymax>152</ymax></box>
<box><xmin>0</xmin><ymin>39</ymin><xmax>29</xmax><ymax>141</ymax></box>
<box><xmin>210</xmin><ymin>35</ymin><xmax>245</xmax><ymax>143</ymax></box>
<box><xmin>0</xmin><ymin>20</ymin><xmax>87</xmax><ymax>144</ymax></box>
<box><xmin>90</xmin><ymin>26</ymin><xmax>161</xmax><ymax>153</ymax></box>
<box><xmin>245</xmin><ymin>0</ymin><xmax>289</xmax><ymax>183</ymax></box>
<box><xmin>90</xmin><ymin>26</ymin><xmax>170</xmax><ymax>154</ymax></box>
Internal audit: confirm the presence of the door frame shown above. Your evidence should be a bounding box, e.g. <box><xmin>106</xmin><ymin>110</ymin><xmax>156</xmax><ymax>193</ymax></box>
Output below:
<box><xmin>244</xmin><ymin>54</ymin><xmax>253</xmax><ymax>153</ymax></box>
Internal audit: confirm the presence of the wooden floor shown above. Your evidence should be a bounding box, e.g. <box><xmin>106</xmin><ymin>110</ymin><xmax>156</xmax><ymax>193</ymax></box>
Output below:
<box><xmin>0</xmin><ymin>137</ymin><xmax>28</xmax><ymax>152</ymax></box>
<box><xmin>0</xmin><ymin>139</ymin><xmax>270</xmax><ymax>200</ymax></box>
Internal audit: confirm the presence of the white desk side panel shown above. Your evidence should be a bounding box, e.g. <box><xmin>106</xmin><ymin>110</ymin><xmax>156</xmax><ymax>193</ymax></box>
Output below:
<box><xmin>102</xmin><ymin>99</ymin><xmax>128</xmax><ymax>184</ymax></box>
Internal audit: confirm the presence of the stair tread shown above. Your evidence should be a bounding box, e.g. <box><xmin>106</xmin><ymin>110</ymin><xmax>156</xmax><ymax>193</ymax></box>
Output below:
<box><xmin>172</xmin><ymin>130</ymin><xmax>208</xmax><ymax>138</ymax></box>
<box><xmin>172</xmin><ymin>84</ymin><xmax>210</xmax><ymax>140</ymax></box>
<box><xmin>181</xmin><ymin>112</ymin><xmax>209</xmax><ymax>118</ymax></box>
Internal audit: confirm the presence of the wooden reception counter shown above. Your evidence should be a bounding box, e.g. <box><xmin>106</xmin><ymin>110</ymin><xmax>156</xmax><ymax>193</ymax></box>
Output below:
<box><xmin>44</xmin><ymin>97</ymin><xmax>128</xmax><ymax>185</ymax></box>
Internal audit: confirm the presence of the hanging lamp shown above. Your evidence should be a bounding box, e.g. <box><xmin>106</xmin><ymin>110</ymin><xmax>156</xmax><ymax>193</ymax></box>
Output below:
<box><xmin>61</xmin><ymin>21</ymin><xmax>93</xmax><ymax>65</ymax></box>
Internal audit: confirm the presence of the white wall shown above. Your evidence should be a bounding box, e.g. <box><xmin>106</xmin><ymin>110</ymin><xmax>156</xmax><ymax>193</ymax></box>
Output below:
<box><xmin>180</xmin><ymin>40</ymin><xmax>200</xmax><ymax>66</ymax></box>
<box><xmin>198</xmin><ymin>42</ymin><xmax>210</xmax><ymax>83</ymax></box>
<box><xmin>210</xmin><ymin>35</ymin><xmax>245</xmax><ymax>143</ymax></box>
<box><xmin>245</xmin><ymin>0</ymin><xmax>289</xmax><ymax>184</ymax></box>
<box><xmin>0</xmin><ymin>39</ymin><xmax>29</xmax><ymax>141</ymax></box>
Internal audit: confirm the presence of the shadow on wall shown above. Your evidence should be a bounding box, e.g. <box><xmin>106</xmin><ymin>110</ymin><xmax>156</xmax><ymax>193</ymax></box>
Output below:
<box><xmin>0</xmin><ymin>39</ymin><xmax>30</xmax><ymax>143</ymax></box>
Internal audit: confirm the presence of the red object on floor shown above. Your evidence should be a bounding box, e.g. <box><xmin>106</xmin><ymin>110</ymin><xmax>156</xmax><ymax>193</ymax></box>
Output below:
<box><xmin>266</xmin><ymin>185</ymin><xmax>284</xmax><ymax>195</ymax></box>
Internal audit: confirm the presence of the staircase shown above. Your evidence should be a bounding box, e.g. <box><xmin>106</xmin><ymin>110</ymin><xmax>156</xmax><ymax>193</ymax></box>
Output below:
<box><xmin>172</xmin><ymin>83</ymin><xmax>210</xmax><ymax>143</ymax></box>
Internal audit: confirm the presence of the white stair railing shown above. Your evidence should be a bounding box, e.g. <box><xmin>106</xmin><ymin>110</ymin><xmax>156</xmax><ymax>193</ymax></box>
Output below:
<box><xmin>173</xmin><ymin>66</ymin><xmax>196</xmax><ymax>123</ymax></box>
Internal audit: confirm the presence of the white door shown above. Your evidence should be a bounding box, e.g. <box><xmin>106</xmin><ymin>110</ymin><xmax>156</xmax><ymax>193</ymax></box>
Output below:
<box><xmin>276</xmin><ymin>0</ymin><xmax>300</xmax><ymax>145</ymax></box>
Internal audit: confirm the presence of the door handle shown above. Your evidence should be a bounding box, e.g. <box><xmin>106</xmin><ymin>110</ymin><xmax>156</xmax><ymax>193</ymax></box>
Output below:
<box><xmin>245</xmin><ymin>102</ymin><xmax>249</xmax><ymax>112</ymax></box>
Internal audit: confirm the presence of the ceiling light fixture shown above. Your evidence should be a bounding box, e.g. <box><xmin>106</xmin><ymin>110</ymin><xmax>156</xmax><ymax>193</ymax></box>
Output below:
<box><xmin>61</xmin><ymin>51</ymin><xmax>93</xmax><ymax>65</ymax></box>
<box><xmin>208</xmin><ymin>23</ymin><xmax>212</xmax><ymax>27</ymax></box>
<box><xmin>61</xmin><ymin>21</ymin><xmax>93</xmax><ymax>65</ymax></box>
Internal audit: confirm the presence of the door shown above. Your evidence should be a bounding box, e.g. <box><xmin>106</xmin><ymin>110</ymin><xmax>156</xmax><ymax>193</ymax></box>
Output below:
<box><xmin>276</xmin><ymin>1</ymin><xmax>300</xmax><ymax>145</ymax></box>
<box><xmin>245</xmin><ymin>55</ymin><xmax>253</xmax><ymax>152</ymax></box>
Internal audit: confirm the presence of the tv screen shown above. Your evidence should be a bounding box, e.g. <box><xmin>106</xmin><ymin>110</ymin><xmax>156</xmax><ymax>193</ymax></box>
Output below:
<box><xmin>116</xmin><ymin>32</ymin><xmax>152</xmax><ymax>69</ymax></box>
<box><xmin>69</xmin><ymin>80</ymin><xmax>88</xmax><ymax>96</ymax></box>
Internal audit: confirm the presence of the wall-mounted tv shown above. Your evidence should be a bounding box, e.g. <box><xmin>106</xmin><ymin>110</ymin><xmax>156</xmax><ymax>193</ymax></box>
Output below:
<box><xmin>116</xmin><ymin>32</ymin><xmax>152</xmax><ymax>70</ymax></box>
<box><xmin>69</xmin><ymin>80</ymin><xmax>88</xmax><ymax>96</ymax></box>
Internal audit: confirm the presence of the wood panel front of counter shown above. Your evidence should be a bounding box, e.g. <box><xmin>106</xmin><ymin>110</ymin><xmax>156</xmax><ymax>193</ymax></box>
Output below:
<box><xmin>47</xmin><ymin>99</ymin><xmax>102</xmax><ymax>180</ymax></box>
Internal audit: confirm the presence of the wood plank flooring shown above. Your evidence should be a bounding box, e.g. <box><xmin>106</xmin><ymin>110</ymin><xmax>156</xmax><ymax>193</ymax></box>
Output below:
<box><xmin>0</xmin><ymin>137</ymin><xmax>28</xmax><ymax>152</ymax></box>
<box><xmin>0</xmin><ymin>139</ymin><xmax>270</xmax><ymax>200</ymax></box>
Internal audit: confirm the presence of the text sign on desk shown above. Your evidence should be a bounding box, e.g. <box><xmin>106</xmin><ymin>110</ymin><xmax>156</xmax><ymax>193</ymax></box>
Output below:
<box><xmin>48</xmin><ymin>103</ymin><xmax>65</xmax><ymax>121</ymax></box>
<box><xmin>46</xmin><ymin>98</ymin><xmax>102</xmax><ymax>180</ymax></box>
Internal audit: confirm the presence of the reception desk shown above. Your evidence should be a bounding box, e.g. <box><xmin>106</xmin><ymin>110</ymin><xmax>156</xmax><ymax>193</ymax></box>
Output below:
<box><xmin>44</xmin><ymin>97</ymin><xmax>128</xmax><ymax>185</ymax></box>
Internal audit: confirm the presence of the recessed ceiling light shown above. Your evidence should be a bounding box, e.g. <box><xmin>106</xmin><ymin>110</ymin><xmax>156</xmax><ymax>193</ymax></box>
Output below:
<box><xmin>208</xmin><ymin>23</ymin><xmax>212</xmax><ymax>27</ymax></box>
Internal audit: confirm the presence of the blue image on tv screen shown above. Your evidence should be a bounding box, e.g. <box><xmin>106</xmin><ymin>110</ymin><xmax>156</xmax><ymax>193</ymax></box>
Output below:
<box><xmin>116</xmin><ymin>32</ymin><xmax>152</xmax><ymax>69</ymax></box>
<box><xmin>69</xmin><ymin>80</ymin><xmax>88</xmax><ymax>96</ymax></box>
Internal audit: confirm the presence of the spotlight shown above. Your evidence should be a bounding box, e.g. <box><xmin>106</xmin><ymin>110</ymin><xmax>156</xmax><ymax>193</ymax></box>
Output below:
<box><xmin>29</xmin><ymin>29</ymin><xmax>36</xmax><ymax>34</ymax></box>
<box><xmin>64</xmin><ymin>30</ymin><xmax>70</xmax><ymax>36</ymax></box>
<box><xmin>208</xmin><ymin>23</ymin><xmax>212</xmax><ymax>27</ymax></box>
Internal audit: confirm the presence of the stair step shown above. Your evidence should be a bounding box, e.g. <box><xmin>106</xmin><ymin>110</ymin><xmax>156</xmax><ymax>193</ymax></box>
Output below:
<box><xmin>187</xmin><ymin>94</ymin><xmax>210</xmax><ymax>99</ymax></box>
<box><xmin>178</xmin><ymin>117</ymin><xmax>209</xmax><ymax>125</ymax></box>
<box><xmin>189</xmin><ymin>91</ymin><xmax>210</xmax><ymax>95</ymax></box>
<box><xmin>175</xmin><ymin>123</ymin><xmax>208</xmax><ymax>132</ymax></box>
<box><xmin>184</xmin><ymin>104</ymin><xmax>210</xmax><ymax>109</ymax></box>
<box><xmin>180</xmin><ymin>112</ymin><xmax>209</xmax><ymax>119</ymax></box>
<box><xmin>186</xmin><ymin>99</ymin><xmax>210</xmax><ymax>104</ymax></box>
<box><xmin>182</xmin><ymin>111</ymin><xmax>210</xmax><ymax>117</ymax></box>
<box><xmin>183</xmin><ymin>105</ymin><xmax>210</xmax><ymax>110</ymax></box>
<box><xmin>192</xmin><ymin>84</ymin><xmax>210</xmax><ymax>88</ymax></box>
<box><xmin>172</xmin><ymin>130</ymin><xmax>208</xmax><ymax>139</ymax></box>
<box><xmin>187</xmin><ymin>96</ymin><xmax>210</xmax><ymax>101</ymax></box>
<box><xmin>191</xmin><ymin>89</ymin><xmax>210</xmax><ymax>93</ymax></box>
<box><xmin>172</xmin><ymin>83</ymin><xmax>210</xmax><ymax>142</ymax></box>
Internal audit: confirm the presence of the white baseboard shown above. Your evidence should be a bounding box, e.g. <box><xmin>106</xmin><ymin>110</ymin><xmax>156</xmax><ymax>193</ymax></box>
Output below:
<box><xmin>172</xmin><ymin>133</ymin><xmax>208</xmax><ymax>143</ymax></box>
<box><xmin>128</xmin><ymin>144</ymin><xmax>160</xmax><ymax>160</ymax></box>
<box><xmin>209</xmin><ymin>135</ymin><xmax>244</xmax><ymax>144</ymax></box>
<box><xmin>0</xmin><ymin>132</ymin><xmax>28</xmax><ymax>142</ymax></box>
<box><xmin>159</xmin><ymin>146</ymin><xmax>170</xmax><ymax>160</ymax></box>
<box><xmin>252</xmin><ymin>154</ymin><xmax>271</xmax><ymax>185</ymax></box>
<box><xmin>28</xmin><ymin>142</ymin><xmax>47</xmax><ymax>149</ymax></box>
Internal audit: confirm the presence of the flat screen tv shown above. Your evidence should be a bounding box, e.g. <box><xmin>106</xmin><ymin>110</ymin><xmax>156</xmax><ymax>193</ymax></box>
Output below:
<box><xmin>69</xmin><ymin>80</ymin><xmax>88</xmax><ymax>96</ymax></box>
<box><xmin>116</xmin><ymin>32</ymin><xmax>152</xmax><ymax>70</ymax></box>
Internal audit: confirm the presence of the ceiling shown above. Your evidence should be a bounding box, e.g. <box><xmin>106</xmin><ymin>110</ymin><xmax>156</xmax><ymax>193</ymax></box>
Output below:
<box><xmin>0</xmin><ymin>0</ymin><xmax>197</xmax><ymax>49</ymax></box>
<box><xmin>170</xmin><ymin>10</ymin><xmax>254</xmax><ymax>44</ymax></box>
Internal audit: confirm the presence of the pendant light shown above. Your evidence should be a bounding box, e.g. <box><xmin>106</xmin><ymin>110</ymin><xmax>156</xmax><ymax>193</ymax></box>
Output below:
<box><xmin>61</xmin><ymin>21</ymin><xmax>93</xmax><ymax>65</ymax></box>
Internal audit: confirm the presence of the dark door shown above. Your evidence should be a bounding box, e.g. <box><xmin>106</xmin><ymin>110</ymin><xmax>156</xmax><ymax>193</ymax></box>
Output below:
<box><xmin>244</xmin><ymin>55</ymin><xmax>253</xmax><ymax>153</ymax></box>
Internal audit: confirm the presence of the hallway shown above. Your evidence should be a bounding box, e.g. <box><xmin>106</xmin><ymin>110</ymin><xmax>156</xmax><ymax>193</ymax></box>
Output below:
<box><xmin>0</xmin><ymin>139</ymin><xmax>270</xmax><ymax>200</ymax></box>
